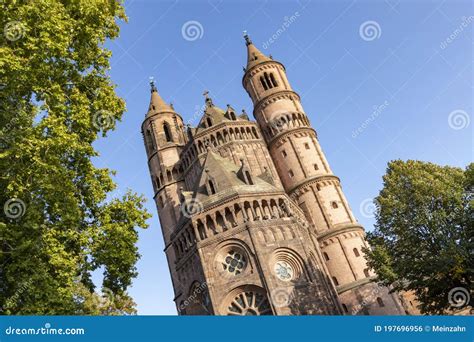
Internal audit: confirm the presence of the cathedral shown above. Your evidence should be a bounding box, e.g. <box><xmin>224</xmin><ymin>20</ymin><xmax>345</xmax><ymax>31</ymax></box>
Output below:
<box><xmin>141</xmin><ymin>33</ymin><xmax>405</xmax><ymax>315</ymax></box>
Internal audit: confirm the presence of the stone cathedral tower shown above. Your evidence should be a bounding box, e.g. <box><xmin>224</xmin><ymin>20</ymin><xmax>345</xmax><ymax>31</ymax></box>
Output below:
<box><xmin>141</xmin><ymin>34</ymin><xmax>405</xmax><ymax>316</ymax></box>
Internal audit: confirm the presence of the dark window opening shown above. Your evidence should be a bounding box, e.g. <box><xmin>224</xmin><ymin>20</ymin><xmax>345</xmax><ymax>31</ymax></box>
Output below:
<box><xmin>377</xmin><ymin>297</ymin><xmax>385</xmax><ymax>307</ymax></box>
<box><xmin>331</xmin><ymin>201</ymin><xmax>338</xmax><ymax>209</ymax></box>
<box><xmin>270</xmin><ymin>73</ymin><xmax>278</xmax><ymax>87</ymax></box>
<box><xmin>332</xmin><ymin>277</ymin><xmax>339</xmax><ymax>286</ymax></box>
<box><xmin>342</xmin><ymin>304</ymin><xmax>349</xmax><ymax>313</ymax></box>
<box><xmin>353</xmin><ymin>248</ymin><xmax>360</xmax><ymax>257</ymax></box>
<box><xmin>208</xmin><ymin>180</ymin><xmax>216</xmax><ymax>195</ymax></box>
<box><xmin>164</xmin><ymin>123</ymin><xmax>172</xmax><ymax>142</ymax></box>
<box><xmin>264</xmin><ymin>72</ymin><xmax>273</xmax><ymax>89</ymax></box>
<box><xmin>245</xmin><ymin>171</ymin><xmax>254</xmax><ymax>185</ymax></box>
<box><xmin>323</xmin><ymin>252</ymin><xmax>329</xmax><ymax>261</ymax></box>
<box><xmin>260</xmin><ymin>76</ymin><xmax>269</xmax><ymax>91</ymax></box>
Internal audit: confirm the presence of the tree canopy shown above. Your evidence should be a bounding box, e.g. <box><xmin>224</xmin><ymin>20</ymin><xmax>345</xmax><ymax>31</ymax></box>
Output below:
<box><xmin>365</xmin><ymin>160</ymin><xmax>473</xmax><ymax>314</ymax></box>
<box><xmin>0</xmin><ymin>0</ymin><xmax>150</xmax><ymax>314</ymax></box>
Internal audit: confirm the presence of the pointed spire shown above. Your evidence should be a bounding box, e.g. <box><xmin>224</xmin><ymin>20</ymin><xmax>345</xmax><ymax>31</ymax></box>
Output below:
<box><xmin>147</xmin><ymin>76</ymin><xmax>174</xmax><ymax>116</ymax></box>
<box><xmin>242</xmin><ymin>31</ymin><xmax>271</xmax><ymax>71</ymax></box>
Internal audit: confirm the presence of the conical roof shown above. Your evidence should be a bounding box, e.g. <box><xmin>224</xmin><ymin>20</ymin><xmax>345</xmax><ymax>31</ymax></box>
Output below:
<box><xmin>146</xmin><ymin>79</ymin><xmax>174</xmax><ymax>116</ymax></box>
<box><xmin>244</xmin><ymin>32</ymin><xmax>272</xmax><ymax>70</ymax></box>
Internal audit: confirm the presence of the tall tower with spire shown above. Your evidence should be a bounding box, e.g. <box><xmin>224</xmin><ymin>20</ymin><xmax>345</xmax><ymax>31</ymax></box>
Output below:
<box><xmin>242</xmin><ymin>33</ymin><xmax>404</xmax><ymax>315</ymax></box>
<box><xmin>141</xmin><ymin>35</ymin><xmax>405</xmax><ymax>316</ymax></box>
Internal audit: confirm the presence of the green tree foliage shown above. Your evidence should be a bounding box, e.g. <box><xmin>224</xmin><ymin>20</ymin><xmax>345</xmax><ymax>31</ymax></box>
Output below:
<box><xmin>0</xmin><ymin>0</ymin><xmax>150</xmax><ymax>314</ymax></box>
<box><xmin>365</xmin><ymin>160</ymin><xmax>473</xmax><ymax>314</ymax></box>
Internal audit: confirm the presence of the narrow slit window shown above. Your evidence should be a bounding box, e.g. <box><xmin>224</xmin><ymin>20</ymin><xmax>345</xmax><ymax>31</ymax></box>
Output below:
<box><xmin>164</xmin><ymin>123</ymin><xmax>172</xmax><ymax>142</ymax></box>
<box><xmin>260</xmin><ymin>76</ymin><xmax>268</xmax><ymax>91</ymax></box>
<box><xmin>270</xmin><ymin>73</ymin><xmax>278</xmax><ymax>87</ymax></box>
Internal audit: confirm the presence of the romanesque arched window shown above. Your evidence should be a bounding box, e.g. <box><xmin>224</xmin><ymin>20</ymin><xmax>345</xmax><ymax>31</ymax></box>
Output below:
<box><xmin>163</xmin><ymin>122</ymin><xmax>172</xmax><ymax>142</ymax></box>
<box><xmin>260</xmin><ymin>76</ymin><xmax>269</xmax><ymax>91</ymax></box>
<box><xmin>332</xmin><ymin>276</ymin><xmax>339</xmax><ymax>286</ymax></box>
<box><xmin>353</xmin><ymin>248</ymin><xmax>360</xmax><ymax>257</ymax></box>
<box><xmin>264</xmin><ymin>72</ymin><xmax>273</xmax><ymax>89</ymax></box>
<box><xmin>145</xmin><ymin>129</ymin><xmax>155</xmax><ymax>153</ymax></box>
<box><xmin>206</xmin><ymin>117</ymin><xmax>212</xmax><ymax>127</ymax></box>
<box><xmin>331</xmin><ymin>201</ymin><xmax>338</xmax><ymax>209</ymax></box>
<box><xmin>269</xmin><ymin>72</ymin><xmax>278</xmax><ymax>87</ymax></box>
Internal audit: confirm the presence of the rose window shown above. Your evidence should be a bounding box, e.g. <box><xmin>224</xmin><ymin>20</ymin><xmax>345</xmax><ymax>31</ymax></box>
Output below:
<box><xmin>222</xmin><ymin>250</ymin><xmax>246</xmax><ymax>275</ymax></box>
<box><xmin>274</xmin><ymin>261</ymin><xmax>294</xmax><ymax>281</ymax></box>
<box><xmin>227</xmin><ymin>291</ymin><xmax>272</xmax><ymax>316</ymax></box>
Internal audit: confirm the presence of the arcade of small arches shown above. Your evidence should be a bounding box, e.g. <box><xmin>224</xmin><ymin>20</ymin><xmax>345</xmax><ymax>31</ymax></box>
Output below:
<box><xmin>171</xmin><ymin>197</ymin><xmax>298</xmax><ymax>262</ymax></box>
<box><xmin>263</xmin><ymin>111</ymin><xmax>310</xmax><ymax>141</ymax></box>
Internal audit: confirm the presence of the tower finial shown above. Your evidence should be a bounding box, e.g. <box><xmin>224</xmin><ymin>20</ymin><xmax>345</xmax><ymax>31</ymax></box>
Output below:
<box><xmin>203</xmin><ymin>90</ymin><xmax>213</xmax><ymax>107</ymax></box>
<box><xmin>149</xmin><ymin>76</ymin><xmax>157</xmax><ymax>92</ymax></box>
<box><xmin>243</xmin><ymin>30</ymin><xmax>252</xmax><ymax>45</ymax></box>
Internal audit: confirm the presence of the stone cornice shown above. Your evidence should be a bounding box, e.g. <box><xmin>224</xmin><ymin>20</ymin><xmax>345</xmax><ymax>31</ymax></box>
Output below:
<box><xmin>141</xmin><ymin>110</ymin><xmax>184</xmax><ymax>129</ymax></box>
<box><xmin>242</xmin><ymin>60</ymin><xmax>286</xmax><ymax>86</ymax></box>
<box><xmin>268</xmin><ymin>126</ymin><xmax>317</xmax><ymax>149</ymax></box>
<box><xmin>253</xmin><ymin>90</ymin><xmax>301</xmax><ymax>113</ymax></box>
<box><xmin>336</xmin><ymin>276</ymin><xmax>377</xmax><ymax>294</ymax></box>
<box><xmin>316</xmin><ymin>223</ymin><xmax>365</xmax><ymax>242</ymax></box>
<box><xmin>287</xmin><ymin>174</ymin><xmax>340</xmax><ymax>196</ymax></box>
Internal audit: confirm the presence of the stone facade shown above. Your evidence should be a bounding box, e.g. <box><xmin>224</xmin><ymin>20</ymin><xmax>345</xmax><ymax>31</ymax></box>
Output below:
<box><xmin>141</xmin><ymin>34</ymin><xmax>405</xmax><ymax>316</ymax></box>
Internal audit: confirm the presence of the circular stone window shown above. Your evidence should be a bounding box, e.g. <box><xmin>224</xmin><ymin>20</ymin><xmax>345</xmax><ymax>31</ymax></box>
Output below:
<box><xmin>227</xmin><ymin>291</ymin><xmax>272</xmax><ymax>316</ymax></box>
<box><xmin>274</xmin><ymin>261</ymin><xmax>294</xmax><ymax>281</ymax></box>
<box><xmin>222</xmin><ymin>250</ymin><xmax>247</xmax><ymax>275</ymax></box>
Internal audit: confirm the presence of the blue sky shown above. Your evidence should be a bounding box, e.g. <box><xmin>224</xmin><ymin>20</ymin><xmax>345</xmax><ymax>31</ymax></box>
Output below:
<box><xmin>93</xmin><ymin>0</ymin><xmax>473</xmax><ymax>315</ymax></box>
